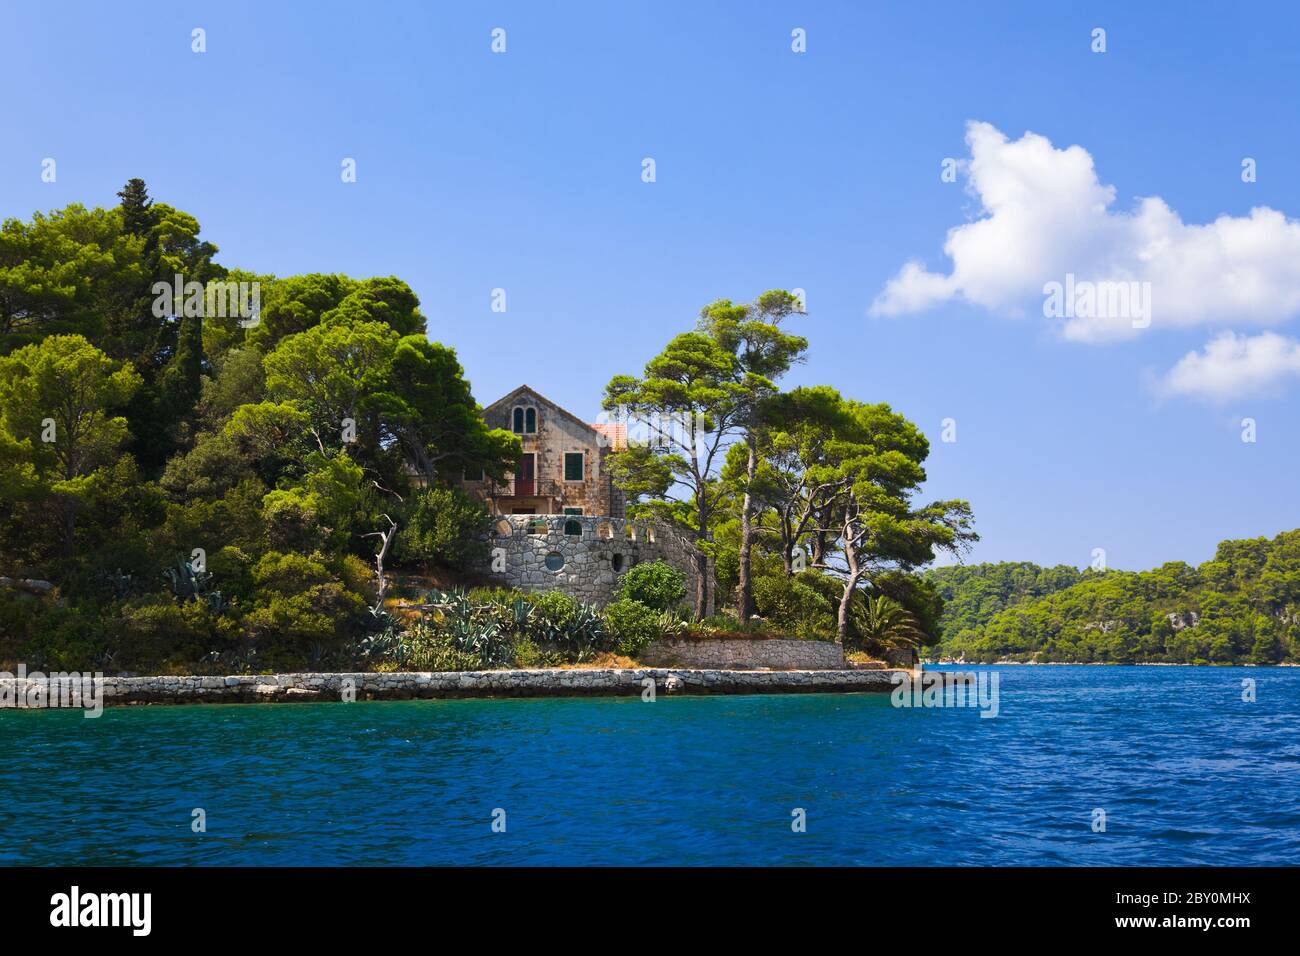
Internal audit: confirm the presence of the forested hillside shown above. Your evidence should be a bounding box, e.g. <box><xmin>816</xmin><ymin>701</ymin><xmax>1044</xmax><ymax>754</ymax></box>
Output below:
<box><xmin>1</xmin><ymin>182</ymin><xmax>972</xmax><ymax>674</ymax></box>
<box><xmin>0</xmin><ymin>181</ymin><xmax>520</xmax><ymax>672</ymax></box>
<box><xmin>926</xmin><ymin>562</ymin><xmax>1086</xmax><ymax>635</ymax></box>
<box><xmin>926</xmin><ymin>531</ymin><xmax>1300</xmax><ymax>664</ymax></box>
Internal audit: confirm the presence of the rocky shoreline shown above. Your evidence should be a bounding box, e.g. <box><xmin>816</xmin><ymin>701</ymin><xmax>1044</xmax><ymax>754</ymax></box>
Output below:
<box><xmin>2</xmin><ymin>667</ymin><xmax>910</xmax><ymax>708</ymax></box>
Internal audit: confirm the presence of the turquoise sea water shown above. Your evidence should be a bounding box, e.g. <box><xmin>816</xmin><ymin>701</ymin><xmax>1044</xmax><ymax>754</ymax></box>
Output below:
<box><xmin>1</xmin><ymin>666</ymin><xmax>1296</xmax><ymax>865</ymax></box>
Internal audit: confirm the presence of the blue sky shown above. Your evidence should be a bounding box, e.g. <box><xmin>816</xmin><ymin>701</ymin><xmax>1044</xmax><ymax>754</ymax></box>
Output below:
<box><xmin>3</xmin><ymin>1</ymin><xmax>1298</xmax><ymax>571</ymax></box>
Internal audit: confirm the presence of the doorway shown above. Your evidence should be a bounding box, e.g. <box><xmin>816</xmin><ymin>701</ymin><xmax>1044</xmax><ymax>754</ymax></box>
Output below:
<box><xmin>515</xmin><ymin>453</ymin><xmax>535</xmax><ymax>496</ymax></box>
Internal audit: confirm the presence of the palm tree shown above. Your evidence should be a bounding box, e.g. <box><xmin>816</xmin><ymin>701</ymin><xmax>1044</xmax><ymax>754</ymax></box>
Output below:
<box><xmin>853</xmin><ymin>595</ymin><xmax>927</xmax><ymax>650</ymax></box>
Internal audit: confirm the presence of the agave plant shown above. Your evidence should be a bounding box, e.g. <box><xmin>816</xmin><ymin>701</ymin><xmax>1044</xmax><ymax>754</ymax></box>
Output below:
<box><xmin>551</xmin><ymin>602</ymin><xmax>609</xmax><ymax>660</ymax></box>
<box><xmin>456</xmin><ymin>616</ymin><xmax>511</xmax><ymax>668</ymax></box>
<box><xmin>162</xmin><ymin>554</ymin><xmax>216</xmax><ymax>601</ymax></box>
<box><xmin>420</xmin><ymin>587</ymin><xmax>514</xmax><ymax>667</ymax></box>
<box><xmin>509</xmin><ymin>598</ymin><xmax>534</xmax><ymax>633</ymax></box>
<box><xmin>570</xmin><ymin>603</ymin><xmax>609</xmax><ymax>652</ymax></box>
<box><xmin>355</xmin><ymin>627</ymin><xmax>408</xmax><ymax>667</ymax></box>
<box><xmin>93</xmin><ymin>568</ymin><xmax>136</xmax><ymax>599</ymax></box>
<box><xmin>203</xmin><ymin>645</ymin><xmax>261</xmax><ymax>675</ymax></box>
<box><xmin>657</xmin><ymin>610</ymin><xmax>690</xmax><ymax>640</ymax></box>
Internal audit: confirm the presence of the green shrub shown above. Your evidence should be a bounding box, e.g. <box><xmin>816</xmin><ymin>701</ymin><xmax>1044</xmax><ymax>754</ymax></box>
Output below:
<box><xmin>510</xmin><ymin>635</ymin><xmax>542</xmax><ymax>668</ymax></box>
<box><xmin>707</xmin><ymin>519</ymin><xmax>742</xmax><ymax>602</ymax></box>
<box><xmin>603</xmin><ymin>598</ymin><xmax>663</xmax><ymax>657</ymax></box>
<box><xmin>467</xmin><ymin>586</ymin><xmax>527</xmax><ymax>606</ymax></box>
<box><xmin>243</xmin><ymin>551</ymin><xmax>368</xmax><ymax>666</ymax></box>
<box><xmin>207</xmin><ymin>545</ymin><xmax>255</xmax><ymax>603</ymax></box>
<box><xmin>753</xmin><ymin>572</ymin><xmax>835</xmax><ymax>639</ymax></box>
<box><xmin>849</xmin><ymin>594</ymin><xmax>927</xmax><ymax>654</ymax></box>
<box><xmin>404</xmin><ymin>621</ymin><xmax>482</xmax><ymax>671</ymax></box>
<box><xmin>0</xmin><ymin>592</ymin><xmax>111</xmax><ymax>672</ymax></box>
<box><xmin>114</xmin><ymin>597</ymin><xmax>243</xmax><ymax>668</ymax></box>
<box><xmin>396</xmin><ymin>486</ymin><xmax>490</xmax><ymax>571</ymax></box>
<box><xmin>528</xmin><ymin>590</ymin><xmax>581</xmax><ymax>632</ymax></box>
<box><xmin>616</xmin><ymin>560</ymin><xmax>686</xmax><ymax>612</ymax></box>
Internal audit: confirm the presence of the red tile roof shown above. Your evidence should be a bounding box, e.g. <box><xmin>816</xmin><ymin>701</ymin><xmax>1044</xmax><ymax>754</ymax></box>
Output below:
<box><xmin>591</xmin><ymin>423</ymin><xmax>627</xmax><ymax>450</ymax></box>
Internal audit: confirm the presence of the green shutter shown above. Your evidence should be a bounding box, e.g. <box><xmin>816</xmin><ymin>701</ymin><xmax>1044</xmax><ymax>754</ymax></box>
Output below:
<box><xmin>565</xmin><ymin>453</ymin><xmax>583</xmax><ymax>481</ymax></box>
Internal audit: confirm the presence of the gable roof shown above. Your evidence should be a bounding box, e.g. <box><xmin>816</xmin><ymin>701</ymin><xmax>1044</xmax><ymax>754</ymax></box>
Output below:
<box><xmin>482</xmin><ymin>385</ymin><xmax>607</xmax><ymax>443</ymax></box>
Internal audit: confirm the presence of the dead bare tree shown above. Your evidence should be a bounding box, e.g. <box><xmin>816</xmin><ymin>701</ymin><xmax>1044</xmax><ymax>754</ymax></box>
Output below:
<box><xmin>362</xmin><ymin>513</ymin><xmax>398</xmax><ymax>619</ymax></box>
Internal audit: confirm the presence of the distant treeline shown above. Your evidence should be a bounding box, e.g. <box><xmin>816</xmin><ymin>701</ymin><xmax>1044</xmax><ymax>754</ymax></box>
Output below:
<box><xmin>926</xmin><ymin>531</ymin><xmax>1300</xmax><ymax>664</ymax></box>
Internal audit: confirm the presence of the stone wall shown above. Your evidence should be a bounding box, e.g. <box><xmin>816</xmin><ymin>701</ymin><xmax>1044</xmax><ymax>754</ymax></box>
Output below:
<box><xmin>0</xmin><ymin>667</ymin><xmax>905</xmax><ymax>707</ymax></box>
<box><xmin>478</xmin><ymin>514</ymin><xmax>713</xmax><ymax>612</ymax></box>
<box><xmin>641</xmin><ymin>637</ymin><xmax>846</xmax><ymax>670</ymax></box>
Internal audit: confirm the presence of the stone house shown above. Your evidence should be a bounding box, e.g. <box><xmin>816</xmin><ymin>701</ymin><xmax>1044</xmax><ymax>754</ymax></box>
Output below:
<box><xmin>460</xmin><ymin>385</ymin><xmax>713</xmax><ymax>612</ymax></box>
<box><xmin>461</xmin><ymin>385</ymin><xmax>626</xmax><ymax>518</ymax></box>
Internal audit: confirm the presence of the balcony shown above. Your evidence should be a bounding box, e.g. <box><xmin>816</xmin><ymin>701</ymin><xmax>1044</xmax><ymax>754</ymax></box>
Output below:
<box><xmin>484</xmin><ymin>478</ymin><xmax>562</xmax><ymax>500</ymax></box>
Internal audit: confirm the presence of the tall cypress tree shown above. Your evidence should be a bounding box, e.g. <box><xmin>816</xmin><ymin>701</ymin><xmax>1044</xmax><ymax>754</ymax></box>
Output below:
<box><xmin>108</xmin><ymin>179</ymin><xmax>163</xmax><ymax>365</ymax></box>
<box><xmin>116</xmin><ymin>178</ymin><xmax>154</xmax><ymax>237</ymax></box>
<box><xmin>115</xmin><ymin>177</ymin><xmax>169</xmax><ymax>464</ymax></box>
<box><xmin>114</xmin><ymin>179</ymin><xmax>222</xmax><ymax>473</ymax></box>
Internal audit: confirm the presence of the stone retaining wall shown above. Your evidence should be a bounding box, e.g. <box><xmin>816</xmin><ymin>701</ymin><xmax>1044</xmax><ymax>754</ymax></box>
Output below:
<box><xmin>478</xmin><ymin>514</ymin><xmax>714</xmax><ymax>614</ymax></box>
<box><xmin>640</xmin><ymin>637</ymin><xmax>846</xmax><ymax>670</ymax></box>
<box><xmin>0</xmin><ymin>668</ymin><xmax>905</xmax><ymax>708</ymax></box>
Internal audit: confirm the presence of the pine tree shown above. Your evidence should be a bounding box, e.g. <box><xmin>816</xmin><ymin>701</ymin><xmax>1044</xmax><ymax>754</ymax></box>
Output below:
<box><xmin>116</xmin><ymin>178</ymin><xmax>154</xmax><ymax>237</ymax></box>
<box><xmin>109</xmin><ymin>179</ymin><xmax>162</xmax><ymax>367</ymax></box>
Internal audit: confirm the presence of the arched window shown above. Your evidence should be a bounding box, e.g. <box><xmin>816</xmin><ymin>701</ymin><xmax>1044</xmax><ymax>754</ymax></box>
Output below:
<box><xmin>564</xmin><ymin>519</ymin><xmax>582</xmax><ymax>536</ymax></box>
<box><xmin>512</xmin><ymin>406</ymin><xmax>537</xmax><ymax>434</ymax></box>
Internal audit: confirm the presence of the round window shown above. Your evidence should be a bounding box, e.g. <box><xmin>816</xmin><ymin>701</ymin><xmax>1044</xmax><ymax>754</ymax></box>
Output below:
<box><xmin>545</xmin><ymin>551</ymin><xmax>565</xmax><ymax>572</ymax></box>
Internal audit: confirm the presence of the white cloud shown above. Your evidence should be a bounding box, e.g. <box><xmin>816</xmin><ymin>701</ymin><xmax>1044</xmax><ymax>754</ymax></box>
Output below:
<box><xmin>871</xmin><ymin>122</ymin><xmax>1300</xmax><ymax>344</ymax></box>
<box><xmin>1158</xmin><ymin>331</ymin><xmax>1300</xmax><ymax>402</ymax></box>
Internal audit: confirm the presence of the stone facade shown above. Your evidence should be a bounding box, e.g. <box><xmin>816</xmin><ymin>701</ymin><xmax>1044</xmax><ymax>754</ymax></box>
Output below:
<box><xmin>460</xmin><ymin>385</ymin><xmax>711</xmax><ymax>610</ymax></box>
<box><xmin>479</xmin><ymin>514</ymin><xmax>713</xmax><ymax>613</ymax></box>
<box><xmin>0</xmin><ymin>668</ymin><xmax>906</xmax><ymax>707</ymax></box>
<box><xmin>462</xmin><ymin>384</ymin><xmax>626</xmax><ymax>518</ymax></box>
<box><xmin>640</xmin><ymin>637</ymin><xmax>845</xmax><ymax>670</ymax></box>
